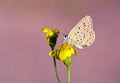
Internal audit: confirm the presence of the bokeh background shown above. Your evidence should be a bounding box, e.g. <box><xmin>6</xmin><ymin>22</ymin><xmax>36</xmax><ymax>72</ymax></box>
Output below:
<box><xmin>0</xmin><ymin>0</ymin><xmax>120</xmax><ymax>83</ymax></box>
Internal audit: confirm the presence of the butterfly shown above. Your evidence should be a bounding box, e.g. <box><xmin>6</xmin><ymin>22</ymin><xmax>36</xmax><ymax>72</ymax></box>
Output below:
<box><xmin>63</xmin><ymin>15</ymin><xmax>95</xmax><ymax>49</ymax></box>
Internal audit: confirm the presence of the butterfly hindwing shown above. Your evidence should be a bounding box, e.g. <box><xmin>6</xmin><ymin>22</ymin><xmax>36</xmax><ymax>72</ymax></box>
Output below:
<box><xmin>67</xmin><ymin>15</ymin><xmax>95</xmax><ymax>49</ymax></box>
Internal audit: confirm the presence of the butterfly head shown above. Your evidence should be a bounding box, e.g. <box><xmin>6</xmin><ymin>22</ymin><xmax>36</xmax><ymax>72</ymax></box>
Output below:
<box><xmin>63</xmin><ymin>34</ymin><xmax>68</xmax><ymax>43</ymax></box>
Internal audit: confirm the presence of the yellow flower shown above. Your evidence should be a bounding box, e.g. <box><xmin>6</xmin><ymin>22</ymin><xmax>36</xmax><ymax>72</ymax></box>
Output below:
<box><xmin>49</xmin><ymin>43</ymin><xmax>77</xmax><ymax>61</ymax></box>
<box><xmin>42</xmin><ymin>27</ymin><xmax>59</xmax><ymax>49</ymax></box>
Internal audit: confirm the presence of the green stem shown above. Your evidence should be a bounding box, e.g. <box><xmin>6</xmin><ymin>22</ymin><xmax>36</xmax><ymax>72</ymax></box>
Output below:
<box><xmin>67</xmin><ymin>65</ymin><xmax>71</xmax><ymax>83</ymax></box>
<box><xmin>51</xmin><ymin>47</ymin><xmax>61</xmax><ymax>83</ymax></box>
<box><xmin>53</xmin><ymin>58</ymin><xmax>61</xmax><ymax>83</ymax></box>
<box><xmin>64</xmin><ymin>57</ymin><xmax>71</xmax><ymax>83</ymax></box>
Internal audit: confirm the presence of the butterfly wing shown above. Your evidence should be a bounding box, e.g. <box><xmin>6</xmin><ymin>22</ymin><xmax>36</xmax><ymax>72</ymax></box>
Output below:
<box><xmin>67</xmin><ymin>15</ymin><xmax>95</xmax><ymax>49</ymax></box>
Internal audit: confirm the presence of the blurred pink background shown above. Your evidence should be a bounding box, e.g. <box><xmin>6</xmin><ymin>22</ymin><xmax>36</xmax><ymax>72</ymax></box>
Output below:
<box><xmin>0</xmin><ymin>0</ymin><xmax>120</xmax><ymax>83</ymax></box>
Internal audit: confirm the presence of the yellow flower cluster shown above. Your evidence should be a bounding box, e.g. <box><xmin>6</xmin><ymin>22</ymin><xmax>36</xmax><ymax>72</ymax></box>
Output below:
<box><xmin>49</xmin><ymin>43</ymin><xmax>77</xmax><ymax>61</ymax></box>
<box><xmin>42</xmin><ymin>27</ymin><xmax>59</xmax><ymax>49</ymax></box>
<box><xmin>42</xmin><ymin>27</ymin><xmax>77</xmax><ymax>61</ymax></box>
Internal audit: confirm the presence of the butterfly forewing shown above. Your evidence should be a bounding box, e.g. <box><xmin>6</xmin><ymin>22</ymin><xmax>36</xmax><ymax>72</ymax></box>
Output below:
<box><xmin>67</xmin><ymin>15</ymin><xmax>95</xmax><ymax>49</ymax></box>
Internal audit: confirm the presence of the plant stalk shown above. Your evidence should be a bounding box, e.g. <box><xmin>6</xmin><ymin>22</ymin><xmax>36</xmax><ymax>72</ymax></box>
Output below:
<box><xmin>53</xmin><ymin>58</ymin><xmax>61</xmax><ymax>83</ymax></box>
<box><xmin>51</xmin><ymin>47</ymin><xmax>61</xmax><ymax>83</ymax></box>
<box><xmin>67</xmin><ymin>65</ymin><xmax>71</xmax><ymax>83</ymax></box>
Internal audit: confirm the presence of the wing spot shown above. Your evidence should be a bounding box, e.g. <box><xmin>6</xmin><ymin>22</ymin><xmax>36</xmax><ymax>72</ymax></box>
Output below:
<box><xmin>83</xmin><ymin>34</ymin><xmax>86</xmax><ymax>38</ymax></box>
<box><xmin>83</xmin><ymin>22</ymin><xmax>86</xmax><ymax>27</ymax></box>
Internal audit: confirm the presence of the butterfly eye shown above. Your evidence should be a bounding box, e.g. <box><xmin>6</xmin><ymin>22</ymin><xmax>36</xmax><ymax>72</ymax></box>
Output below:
<box><xmin>64</xmin><ymin>35</ymin><xmax>68</xmax><ymax>38</ymax></box>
